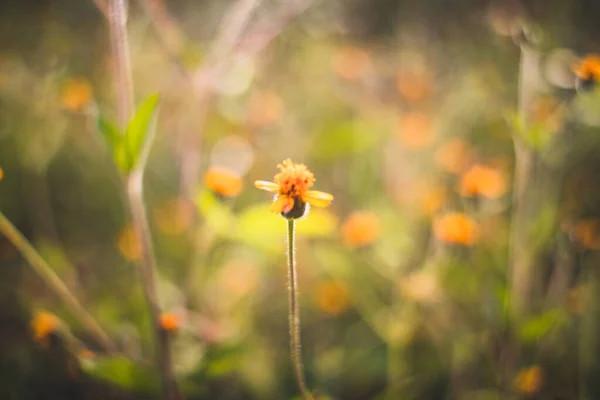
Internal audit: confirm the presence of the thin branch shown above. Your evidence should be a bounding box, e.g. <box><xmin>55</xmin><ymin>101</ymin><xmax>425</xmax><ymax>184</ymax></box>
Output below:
<box><xmin>0</xmin><ymin>211</ymin><xmax>114</xmax><ymax>353</ymax></box>
<box><xmin>109</xmin><ymin>0</ymin><xmax>134</xmax><ymax>129</ymax></box>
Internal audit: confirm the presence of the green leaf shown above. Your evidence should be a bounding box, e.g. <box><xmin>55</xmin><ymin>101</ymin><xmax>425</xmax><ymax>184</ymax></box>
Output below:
<box><xmin>518</xmin><ymin>309</ymin><xmax>567</xmax><ymax>343</ymax></box>
<box><xmin>97</xmin><ymin>115</ymin><xmax>130</xmax><ymax>172</ymax></box>
<box><xmin>80</xmin><ymin>355</ymin><xmax>159</xmax><ymax>393</ymax></box>
<box><xmin>126</xmin><ymin>93</ymin><xmax>161</xmax><ymax>171</ymax></box>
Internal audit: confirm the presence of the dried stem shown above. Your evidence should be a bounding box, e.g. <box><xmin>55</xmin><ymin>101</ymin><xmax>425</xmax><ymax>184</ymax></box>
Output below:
<box><xmin>109</xmin><ymin>0</ymin><xmax>134</xmax><ymax>129</ymax></box>
<box><xmin>286</xmin><ymin>219</ymin><xmax>314</xmax><ymax>400</ymax></box>
<box><xmin>127</xmin><ymin>172</ymin><xmax>181</xmax><ymax>400</ymax></box>
<box><xmin>0</xmin><ymin>211</ymin><xmax>114</xmax><ymax>353</ymax></box>
<box><xmin>107</xmin><ymin>0</ymin><xmax>181</xmax><ymax>397</ymax></box>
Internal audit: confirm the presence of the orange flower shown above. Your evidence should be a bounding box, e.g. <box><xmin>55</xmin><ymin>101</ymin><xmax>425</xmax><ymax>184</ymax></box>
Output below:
<box><xmin>459</xmin><ymin>164</ymin><xmax>506</xmax><ymax>199</ymax></box>
<box><xmin>396</xmin><ymin>68</ymin><xmax>433</xmax><ymax>103</ymax></box>
<box><xmin>247</xmin><ymin>91</ymin><xmax>284</xmax><ymax>126</ymax></box>
<box><xmin>255</xmin><ymin>159</ymin><xmax>333</xmax><ymax>219</ymax></box>
<box><xmin>434</xmin><ymin>138</ymin><xmax>470</xmax><ymax>174</ymax></box>
<box><xmin>153</xmin><ymin>197</ymin><xmax>194</xmax><ymax>235</ymax></box>
<box><xmin>159</xmin><ymin>312</ymin><xmax>180</xmax><ymax>333</ymax></box>
<box><xmin>341</xmin><ymin>211</ymin><xmax>381</xmax><ymax>247</ymax></box>
<box><xmin>573</xmin><ymin>54</ymin><xmax>600</xmax><ymax>87</ymax></box>
<box><xmin>118</xmin><ymin>224</ymin><xmax>142</xmax><ymax>261</ymax></box>
<box><xmin>420</xmin><ymin>186</ymin><xmax>447</xmax><ymax>217</ymax></box>
<box><xmin>0</xmin><ymin>167</ymin><xmax>4</xmax><ymax>181</ymax></box>
<box><xmin>433</xmin><ymin>212</ymin><xmax>479</xmax><ymax>246</ymax></box>
<box><xmin>31</xmin><ymin>311</ymin><xmax>59</xmax><ymax>345</ymax></box>
<box><xmin>572</xmin><ymin>219</ymin><xmax>600</xmax><ymax>250</ymax></box>
<box><xmin>332</xmin><ymin>46</ymin><xmax>371</xmax><ymax>81</ymax></box>
<box><xmin>204</xmin><ymin>166</ymin><xmax>243</xmax><ymax>197</ymax></box>
<box><xmin>61</xmin><ymin>78</ymin><xmax>93</xmax><ymax>112</ymax></box>
<box><xmin>314</xmin><ymin>281</ymin><xmax>350</xmax><ymax>316</ymax></box>
<box><xmin>397</xmin><ymin>112</ymin><xmax>434</xmax><ymax>149</ymax></box>
<box><xmin>514</xmin><ymin>366</ymin><xmax>543</xmax><ymax>394</ymax></box>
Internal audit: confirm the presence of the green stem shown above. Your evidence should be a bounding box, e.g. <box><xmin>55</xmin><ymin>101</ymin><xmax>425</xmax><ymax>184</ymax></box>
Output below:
<box><xmin>287</xmin><ymin>219</ymin><xmax>314</xmax><ymax>400</ymax></box>
<box><xmin>127</xmin><ymin>172</ymin><xmax>181</xmax><ymax>400</ymax></box>
<box><xmin>0</xmin><ymin>211</ymin><xmax>114</xmax><ymax>353</ymax></box>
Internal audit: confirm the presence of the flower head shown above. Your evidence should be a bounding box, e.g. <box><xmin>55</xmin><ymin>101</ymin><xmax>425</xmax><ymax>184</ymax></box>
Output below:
<box><xmin>204</xmin><ymin>166</ymin><xmax>243</xmax><ymax>197</ymax></box>
<box><xmin>31</xmin><ymin>311</ymin><xmax>59</xmax><ymax>346</ymax></box>
<box><xmin>514</xmin><ymin>366</ymin><xmax>543</xmax><ymax>394</ymax></box>
<box><xmin>459</xmin><ymin>164</ymin><xmax>506</xmax><ymax>199</ymax></box>
<box><xmin>159</xmin><ymin>312</ymin><xmax>180</xmax><ymax>333</ymax></box>
<box><xmin>433</xmin><ymin>212</ymin><xmax>479</xmax><ymax>246</ymax></box>
<box><xmin>255</xmin><ymin>159</ymin><xmax>333</xmax><ymax>219</ymax></box>
<box><xmin>573</xmin><ymin>54</ymin><xmax>600</xmax><ymax>90</ymax></box>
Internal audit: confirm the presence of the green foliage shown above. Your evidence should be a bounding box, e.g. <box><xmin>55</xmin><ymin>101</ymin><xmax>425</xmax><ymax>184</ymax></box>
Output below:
<box><xmin>97</xmin><ymin>94</ymin><xmax>161</xmax><ymax>174</ymax></box>
<box><xmin>80</xmin><ymin>355</ymin><xmax>160</xmax><ymax>393</ymax></box>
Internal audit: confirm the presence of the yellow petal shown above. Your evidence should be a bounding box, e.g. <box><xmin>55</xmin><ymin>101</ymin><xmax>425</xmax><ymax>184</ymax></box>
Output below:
<box><xmin>255</xmin><ymin>180</ymin><xmax>280</xmax><ymax>192</ymax></box>
<box><xmin>304</xmin><ymin>190</ymin><xmax>333</xmax><ymax>208</ymax></box>
<box><xmin>270</xmin><ymin>195</ymin><xmax>294</xmax><ymax>214</ymax></box>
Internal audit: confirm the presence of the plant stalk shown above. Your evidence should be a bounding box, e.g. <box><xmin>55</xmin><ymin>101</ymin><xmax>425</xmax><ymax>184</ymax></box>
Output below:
<box><xmin>127</xmin><ymin>172</ymin><xmax>181</xmax><ymax>400</ymax></box>
<box><xmin>286</xmin><ymin>219</ymin><xmax>314</xmax><ymax>400</ymax></box>
<box><xmin>0</xmin><ymin>211</ymin><xmax>114</xmax><ymax>353</ymax></box>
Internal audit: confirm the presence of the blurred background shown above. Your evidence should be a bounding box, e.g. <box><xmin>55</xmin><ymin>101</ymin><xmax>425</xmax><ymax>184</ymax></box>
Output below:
<box><xmin>2</xmin><ymin>0</ymin><xmax>600</xmax><ymax>399</ymax></box>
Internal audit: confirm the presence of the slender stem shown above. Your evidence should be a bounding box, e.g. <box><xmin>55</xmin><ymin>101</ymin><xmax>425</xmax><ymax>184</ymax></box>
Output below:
<box><xmin>0</xmin><ymin>211</ymin><xmax>114</xmax><ymax>353</ymax></box>
<box><xmin>108</xmin><ymin>0</ymin><xmax>134</xmax><ymax>129</ymax></box>
<box><xmin>127</xmin><ymin>172</ymin><xmax>181</xmax><ymax>400</ymax></box>
<box><xmin>286</xmin><ymin>219</ymin><xmax>314</xmax><ymax>400</ymax></box>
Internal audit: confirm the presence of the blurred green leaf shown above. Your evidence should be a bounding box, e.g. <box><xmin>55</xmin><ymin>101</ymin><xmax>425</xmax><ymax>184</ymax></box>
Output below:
<box><xmin>518</xmin><ymin>309</ymin><xmax>567</xmax><ymax>343</ymax></box>
<box><xmin>81</xmin><ymin>355</ymin><xmax>159</xmax><ymax>393</ymax></box>
<box><xmin>236</xmin><ymin>204</ymin><xmax>337</xmax><ymax>253</ymax></box>
<box><xmin>96</xmin><ymin>115</ymin><xmax>129</xmax><ymax>172</ymax></box>
<box><xmin>125</xmin><ymin>93</ymin><xmax>160</xmax><ymax>171</ymax></box>
<box><xmin>195</xmin><ymin>189</ymin><xmax>236</xmax><ymax>236</ymax></box>
<box><xmin>312</xmin><ymin>119</ymin><xmax>380</xmax><ymax>159</ymax></box>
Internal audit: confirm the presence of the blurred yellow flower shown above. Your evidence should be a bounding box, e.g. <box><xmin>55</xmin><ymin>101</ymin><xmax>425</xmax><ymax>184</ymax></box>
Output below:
<box><xmin>572</xmin><ymin>219</ymin><xmax>600</xmax><ymax>250</ymax></box>
<box><xmin>247</xmin><ymin>91</ymin><xmax>284</xmax><ymax>126</ymax></box>
<box><xmin>31</xmin><ymin>311</ymin><xmax>59</xmax><ymax>346</ymax></box>
<box><xmin>332</xmin><ymin>46</ymin><xmax>371</xmax><ymax>81</ymax></box>
<box><xmin>396</xmin><ymin>112</ymin><xmax>434</xmax><ymax>149</ymax></box>
<box><xmin>255</xmin><ymin>158</ymin><xmax>333</xmax><ymax>219</ymax></box>
<box><xmin>573</xmin><ymin>54</ymin><xmax>600</xmax><ymax>85</ymax></box>
<box><xmin>159</xmin><ymin>312</ymin><xmax>180</xmax><ymax>333</ymax></box>
<box><xmin>514</xmin><ymin>366</ymin><xmax>543</xmax><ymax>394</ymax></box>
<box><xmin>61</xmin><ymin>78</ymin><xmax>93</xmax><ymax>112</ymax></box>
<box><xmin>204</xmin><ymin>166</ymin><xmax>243</xmax><ymax>197</ymax></box>
<box><xmin>314</xmin><ymin>281</ymin><xmax>350</xmax><ymax>316</ymax></box>
<box><xmin>153</xmin><ymin>197</ymin><xmax>194</xmax><ymax>235</ymax></box>
<box><xmin>434</xmin><ymin>138</ymin><xmax>470</xmax><ymax>174</ymax></box>
<box><xmin>341</xmin><ymin>211</ymin><xmax>381</xmax><ymax>247</ymax></box>
<box><xmin>118</xmin><ymin>224</ymin><xmax>142</xmax><ymax>261</ymax></box>
<box><xmin>396</xmin><ymin>68</ymin><xmax>433</xmax><ymax>103</ymax></box>
<box><xmin>433</xmin><ymin>212</ymin><xmax>479</xmax><ymax>246</ymax></box>
<box><xmin>459</xmin><ymin>164</ymin><xmax>506</xmax><ymax>199</ymax></box>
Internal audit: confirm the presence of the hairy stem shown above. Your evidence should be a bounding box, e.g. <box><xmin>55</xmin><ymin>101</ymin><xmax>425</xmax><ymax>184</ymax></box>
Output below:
<box><xmin>287</xmin><ymin>219</ymin><xmax>314</xmax><ymax>400</ymax></box>
<box><xmin>127</xmin><ymin>172</ymin><xmax>181</xmax><ymax>400</ymax></box>
<box><xmin>0</xmin><ymin>211</ymin><xmax>114</xmax><ymax>353</ymax></box>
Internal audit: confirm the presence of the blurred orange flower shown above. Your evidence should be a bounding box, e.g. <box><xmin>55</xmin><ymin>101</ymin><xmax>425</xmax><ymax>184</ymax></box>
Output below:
<box><xmin>204</xmin><ymin>166</ymin><xmax>243</xmax><ymax>197</ymax></box>
<box><xmin>572</xmin><ymin>219</ymin><xmax>600</xmax><ymax>250</ymax></box>
<box><xmin>420</xmin><ymin>186</ymin><xmax>447</xmax><ymax>217</ymax></box>
<box><xmin>396</xmin><ymin>68</ymin><xmax>433</xmax><ymax>103</ymax></box>
<box><xmin>31</xmin><ymin>311</ymin><xmax>59</xmax><ymax>345</ymax></box>
<box><xmin>247</xmin><ymin>91</ymin><xmax>284</xmax><ymax>126</ymax></box>
<box><xmin>514</xmin><ymin>366</ymin><xmax>543</xmax><ymax>394</ymax></box>
<box><xmin>433</xmin><ymin>212</ymin><xmax>479</xmax><ymax>246</ymax></box>
<box><xmin>434</xmin><ymin>138</ymin><xmax>470</xmax><ymax>174</ymax></box>
<box><xmin>314</xmin><ymin>281</ymin><xmax>350</xmax><ymax>316</ymax></box>
<box><xmin>255</xmin><ymin>159</ymin><xmax>333</xmax><ymax>219</ymax></box>
<box><xmin>61</xmin><ymin>78</ymin><xmax>93</xmax><ymax>112</ymax></box>
<box><xmin>459</xmin><ymin>164</ymin><xmax>506</xmax><ymax>199</ymax></box>
<box><xmin>400</xmin><ymin>270</ymin><xmax>440</xmax><ymax>303</ymax></box>
<box><xmin>341</xmin><ymin>211</ymin><xmax>381</xmax><ymax>247</ymax></box>
<box><xmin>153</xmin><ymin>197</ymin><xmax>194</xmax><ymax>235</ymax></box>
<box><xmin>573</xmin><ymin>54</ymin><xmax>600</xmax><ymax>83</ymax></box>
<box><xmin>332</xmin><ymin>46</ymin><xmax>371</xmax><ymax>81</ymax></box>
<box><xmin>159</xmin><ymin>312</ymin><xmax>180</xmax><ymax>333</ymax></box>
<box><xmin>397</xmin><ymin>112</ymin><xmax>434</xmax><ymax>149</ymax></box>
<box><xmin>118</xmin><ymin>224</ymin><xmax>142</xmax><ymax>261</ymax></box>
<box><xmin>0</xmin><ymin>167</ymin><xmax>4</xmax><ymax>181</ymax></box>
